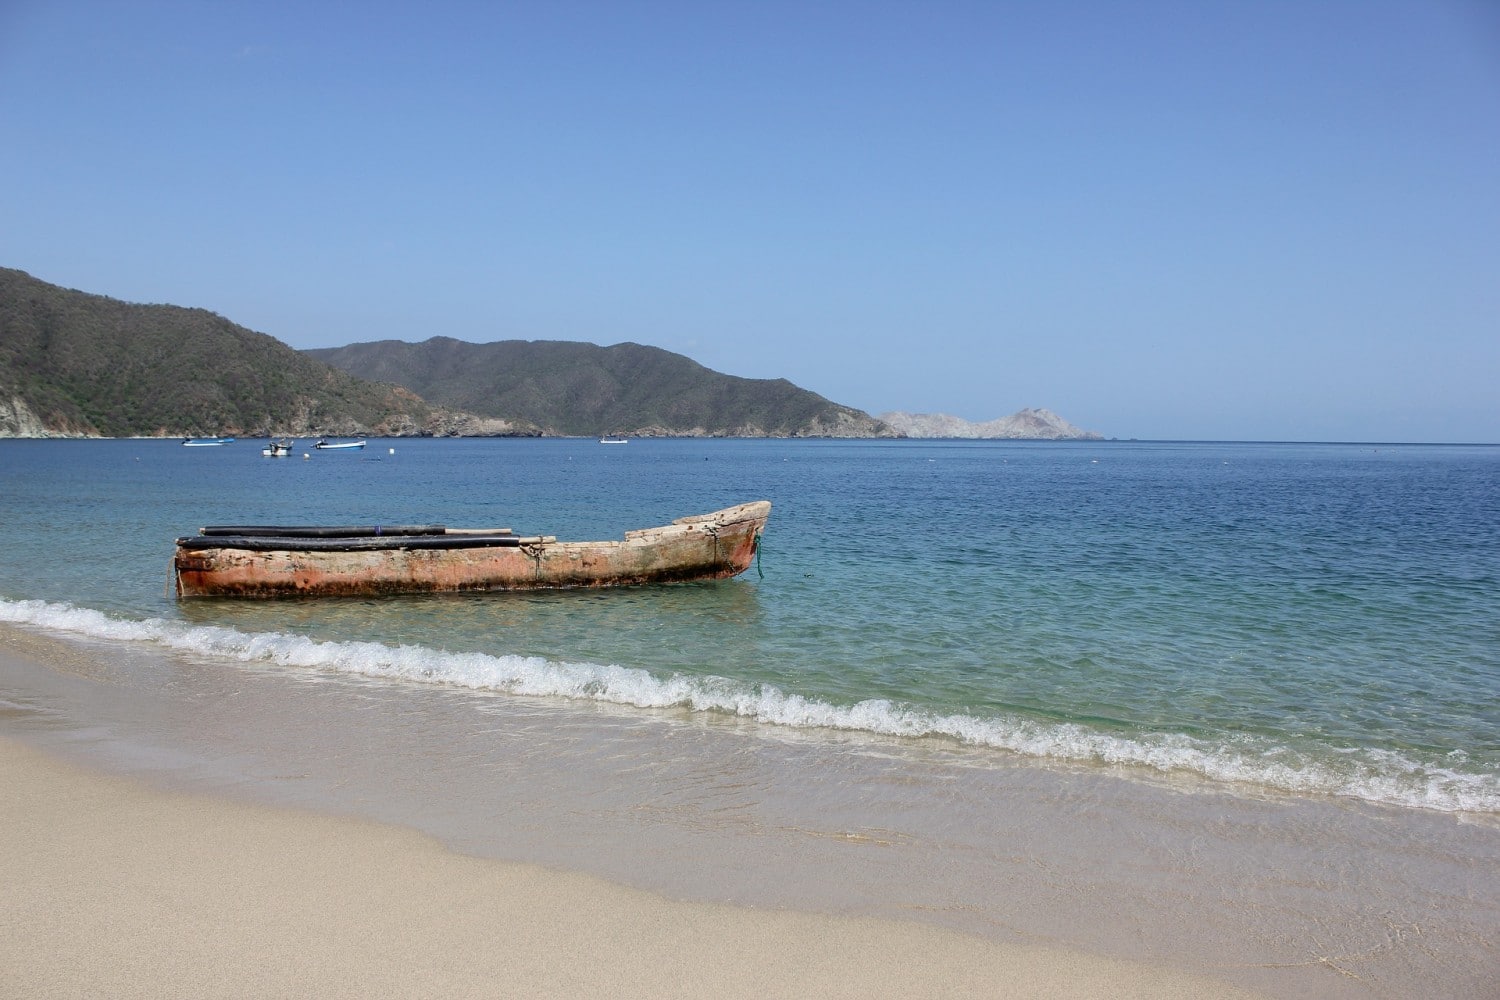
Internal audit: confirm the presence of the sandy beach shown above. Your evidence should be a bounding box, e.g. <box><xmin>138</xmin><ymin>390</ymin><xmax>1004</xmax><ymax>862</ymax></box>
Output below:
<box><xmin>1</xmin><ymin>735</ymin><xmax>1265</xmax><ymax>999</ymax></box>
<box><xmin>5</xmin><ymin>613</ymin><xmax>1500</xmax><ymax>999</ymax></box>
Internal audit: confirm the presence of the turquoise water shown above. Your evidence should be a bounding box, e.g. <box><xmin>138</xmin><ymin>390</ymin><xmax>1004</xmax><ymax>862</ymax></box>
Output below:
<box><xmin>2</xmin><ymin>436</ymin><xmax>1497</xmax><ymax>814</ymax></box>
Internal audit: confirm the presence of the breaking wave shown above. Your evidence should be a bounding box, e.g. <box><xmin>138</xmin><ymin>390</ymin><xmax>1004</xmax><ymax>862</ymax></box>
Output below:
<box><xmin>4</xmin><ymin>598</ymin><xmax>1497</xmax><ymax>815</ymax></box>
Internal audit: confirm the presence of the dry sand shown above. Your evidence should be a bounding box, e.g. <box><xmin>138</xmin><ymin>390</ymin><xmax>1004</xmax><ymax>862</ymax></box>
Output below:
<box><xmin>0</xmin><ymin>737</ymin><xmax>1263</xmax><ymax>999</ymax></box>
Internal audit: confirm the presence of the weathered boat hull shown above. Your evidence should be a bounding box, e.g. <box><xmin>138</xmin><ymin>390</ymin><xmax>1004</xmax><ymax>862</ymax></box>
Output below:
<box><xmin>173</xmin><ymin>501</ymin><xmax>770</xmax><ymax>599</ymax></box>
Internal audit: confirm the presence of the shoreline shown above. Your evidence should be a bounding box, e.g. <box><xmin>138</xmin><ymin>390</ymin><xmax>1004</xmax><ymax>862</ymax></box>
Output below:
<box><xmin>1</xmin><ymin>736</ymin><xmax>1258</xmax><ymax>999</ymax></box>
<box><xmin>5</xmin><ymin>618</ymin><xmax>1498</xmax><ymax>998</ymax></box>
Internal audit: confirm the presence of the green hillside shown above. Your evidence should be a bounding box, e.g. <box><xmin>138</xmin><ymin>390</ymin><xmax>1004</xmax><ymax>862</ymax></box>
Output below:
<box><xmin>0</xmin><ymin>268</ymin><xmax>488</xmax><ymax>438</ymax></box>
<box><xmin>307</xmin><ymin>337</ymin><xmax>892</xmax><ymax>437</ymax></box>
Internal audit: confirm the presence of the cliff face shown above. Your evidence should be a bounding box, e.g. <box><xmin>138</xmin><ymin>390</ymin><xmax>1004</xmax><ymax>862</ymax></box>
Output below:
<box><xmin>878</xmin><ymin>407</ymin><xmax>1102</xmax><ymax>440</ymax></box>
<box><xmin>0</xmin><ymin>395</ymin><xmax>87</xmax><ymax>437</ymax></box>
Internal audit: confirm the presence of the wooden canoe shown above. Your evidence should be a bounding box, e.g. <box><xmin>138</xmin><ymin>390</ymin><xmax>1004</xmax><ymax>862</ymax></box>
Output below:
<box><xmin>172</xmin><ymin>501</ymin><xmax>770</xmax><ymax>599</ymax></box>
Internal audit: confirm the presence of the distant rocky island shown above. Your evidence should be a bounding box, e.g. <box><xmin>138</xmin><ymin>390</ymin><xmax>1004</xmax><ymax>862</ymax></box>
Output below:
<box><xmin>878</xmin><ymin>408</ymin><xmax>1102</xmax><ymax>440</ymax></box>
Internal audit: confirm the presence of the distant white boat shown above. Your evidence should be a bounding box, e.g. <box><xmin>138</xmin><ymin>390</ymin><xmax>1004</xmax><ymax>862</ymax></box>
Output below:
<box><xmin>599</xmin><ymin>436</ymin><xmax>629</xmax><ymax>445</ymax></box>
<box><xmin>262</xmin><ymin>438</ymin><xmax>294</xmax><ymax>457</ymax></box>
<box><xmin>314</xmin><ymin>438</ymin><xmax>366</xmax><ymax>451</ymax></box>
<box><xmin>182</xmin><ymin>436</ymin><xmax>234</xmax><ymax>447</ymax></box>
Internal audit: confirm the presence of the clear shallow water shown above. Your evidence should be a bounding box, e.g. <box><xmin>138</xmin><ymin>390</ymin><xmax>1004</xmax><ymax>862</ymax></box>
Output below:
<box><xmin>1</xmin><ymin>437</ymin><xmax>1497</xmax><ymax>814</ymax></box>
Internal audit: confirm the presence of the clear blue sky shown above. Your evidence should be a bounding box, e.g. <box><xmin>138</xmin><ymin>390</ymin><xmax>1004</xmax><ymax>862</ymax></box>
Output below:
<box><xmin>2</xmin><ymin>1</ymin><xmax>1496</xmax><ymax>441</ymax></box>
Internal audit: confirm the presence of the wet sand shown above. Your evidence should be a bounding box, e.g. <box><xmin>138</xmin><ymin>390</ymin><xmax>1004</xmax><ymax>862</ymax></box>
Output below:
<box><xmin>1</xmin><ymin>738</ymin><xmax>1260</xmax><ymax>999</ymax></box>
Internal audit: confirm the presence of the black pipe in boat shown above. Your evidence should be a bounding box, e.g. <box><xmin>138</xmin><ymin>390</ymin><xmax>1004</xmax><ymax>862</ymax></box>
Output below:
<box><xmin>198</xmin><ymin>525</ymin><xmax>448</xmax><ymax>538</ymax></box>
<box><xmin>177</xmin><ymin>534</ymin><xmax>522</xmax><ymax>552</ymax></box>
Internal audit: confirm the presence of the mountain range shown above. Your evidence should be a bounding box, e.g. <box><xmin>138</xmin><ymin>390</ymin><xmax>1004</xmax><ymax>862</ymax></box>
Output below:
<box><xmin>307</xmin><ymin>338</ymin><xmax>889</xmax><ymax>438</ymax></box>
<box><xmin>0</xmin><ymin>267</ymin><xmax>1100</xmax><ymax>439</ymax></box>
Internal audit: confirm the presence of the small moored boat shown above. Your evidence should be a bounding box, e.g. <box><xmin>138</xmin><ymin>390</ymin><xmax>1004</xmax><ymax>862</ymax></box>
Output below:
<box><xmin>183</xmin><ymin>436</ymin><xmax>234</xmax><ymax>446</ymax></box>
<box><xmin>172</xmin><ymin>501</ymin><xmax>770</xmax><ymax>599</ymax></box>
<box><xmin>314</xmin><ymin>438</ymin><xmax>366</xmax><ymax>451</ymax></box>
<box><xmin>262</xmin><ymin>438</ymin><xmax>294</xmax><ymax>457</ymax></box>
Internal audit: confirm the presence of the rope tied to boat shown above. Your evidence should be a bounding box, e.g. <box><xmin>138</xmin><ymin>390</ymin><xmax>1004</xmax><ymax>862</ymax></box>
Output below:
<box><xmin>521</xmin><ymin>540</ymin><xmax>544</xmax><ymax>577</ymax></box>
<box><xmin>754</xmin><ymin>530</ymin><xmax>763</xmax><ymax>579</ymax></box>
<box><xmin>704</xmin><ymin>522</ymin><xmax>722</xmax><ymax>569</ymax></box>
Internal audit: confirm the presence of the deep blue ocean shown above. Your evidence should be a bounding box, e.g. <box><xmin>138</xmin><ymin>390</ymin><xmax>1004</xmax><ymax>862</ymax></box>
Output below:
<box><xmin>2</xmin><ymin>436</ymin><xmax>1497</xmax><ymax>815</ymax></box>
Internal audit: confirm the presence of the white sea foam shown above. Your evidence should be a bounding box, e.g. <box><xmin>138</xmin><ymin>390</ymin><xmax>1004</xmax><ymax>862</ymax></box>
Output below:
<box><xmin>5</xmin><ymin>598</ymin><xmax>1497</xmax><ymax>815</ymax></box>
